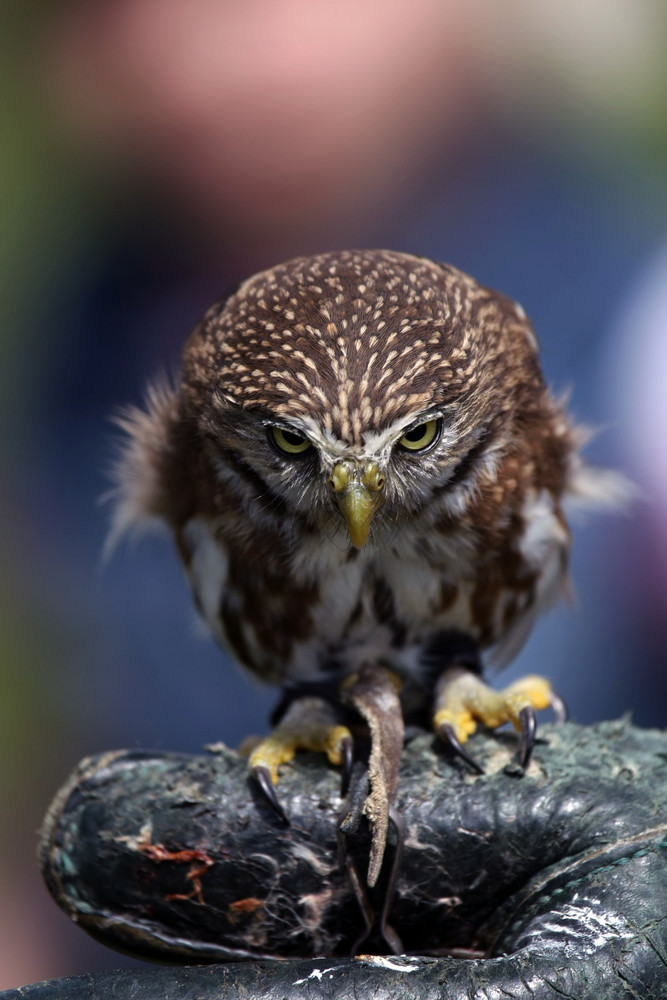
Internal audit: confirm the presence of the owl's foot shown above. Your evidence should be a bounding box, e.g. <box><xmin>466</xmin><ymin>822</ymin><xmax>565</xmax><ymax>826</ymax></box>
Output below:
<box><xmin>434</xmin><ymin>666</ymin><xmax>566</xmax><ymax>771</ymax></box>
<box><xmin>250</xmin><ymin>696</ymin><xmax>353</xmax><ymax>824</ymax></box>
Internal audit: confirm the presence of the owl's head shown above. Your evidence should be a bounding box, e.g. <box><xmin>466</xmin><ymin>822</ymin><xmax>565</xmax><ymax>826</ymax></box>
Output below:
<box><xmin>111</xmin><ymin>250</ymin><xmax>552</xmax><ymax>552</ymax></box>
<box><xmin>176</xmin><ymin>250</ymin><xmax>546</xmax><ymax>549</ymax></box>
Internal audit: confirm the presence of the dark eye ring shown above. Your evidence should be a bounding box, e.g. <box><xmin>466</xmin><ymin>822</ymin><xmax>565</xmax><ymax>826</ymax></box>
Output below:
<box><xmin>268</xmin><ymin>425</ymin><xmax>313</xmax><ymax>456</ymax></box>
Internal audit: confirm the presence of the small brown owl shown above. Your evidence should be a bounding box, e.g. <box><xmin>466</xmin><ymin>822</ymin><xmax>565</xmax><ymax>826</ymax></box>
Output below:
<box><xmin>112</xmin><ymin>250</ymin><xmax>618</xmax><ymax>885</ymax></box>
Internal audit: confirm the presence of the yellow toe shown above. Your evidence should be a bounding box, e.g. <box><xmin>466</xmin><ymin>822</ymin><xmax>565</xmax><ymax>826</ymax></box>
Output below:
<box><xmin>434</xmin><ymin>668</ymin><xmax>554</xmax><ymax>743</ymax></box>
<box><xmin>249</xmin><ymin>697</ymin><xmax>353</xmax><ymax>784</ymax></box>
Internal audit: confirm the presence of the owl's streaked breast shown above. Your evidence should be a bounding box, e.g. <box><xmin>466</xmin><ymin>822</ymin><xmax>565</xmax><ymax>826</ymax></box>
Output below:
<box><xmin>181</xmin><ymin>494</ymin><xmax>568</xmax><ymax>694</ymax></box>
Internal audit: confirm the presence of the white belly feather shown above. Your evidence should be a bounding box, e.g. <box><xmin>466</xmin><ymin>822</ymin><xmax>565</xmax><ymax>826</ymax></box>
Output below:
<box><xmin>183</xmin><ymin>487</ymin><xmax>569</xmax><ymax>684</ymax></box>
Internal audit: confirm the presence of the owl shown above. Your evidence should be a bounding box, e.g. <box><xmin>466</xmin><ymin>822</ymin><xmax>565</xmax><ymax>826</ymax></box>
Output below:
<box><xmin>112</xmin><ymin>250</ymin><xmax>613</xmax><ymax>886</ymax></box>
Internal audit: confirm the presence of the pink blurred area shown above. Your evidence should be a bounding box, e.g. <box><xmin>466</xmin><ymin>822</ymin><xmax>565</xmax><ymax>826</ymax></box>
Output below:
<box><xmin>47</xmin><ymin>0</ymin><xmax>479</xmax><ymax>256</ymax></box>
<box><xmin>1</xmin><ymin>0</ymin><xmax>666</xmax><ymax>990</ymax></box>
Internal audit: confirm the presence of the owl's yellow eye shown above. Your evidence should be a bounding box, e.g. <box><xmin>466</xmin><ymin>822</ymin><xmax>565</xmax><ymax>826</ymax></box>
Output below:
<box><xmin>398</xmin><ymin>419</ymin><xmax>441</xmax><ymax>452</ymax></box>
<box><xmin>270</xmin><ymin>426</ymin><xmax>313</xmax><ymax>455</ymax></box>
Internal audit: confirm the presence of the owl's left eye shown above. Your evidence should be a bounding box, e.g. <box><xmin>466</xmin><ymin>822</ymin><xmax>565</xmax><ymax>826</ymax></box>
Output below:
<box><xmin>269</xmin><ymin>426</ymin><xmax>313</xmax><ymax>455</ymax></box>
<box><xmin>397</xmin><ymin>418</ymin><xmax>441</xmax><ymax>453</ymax></box>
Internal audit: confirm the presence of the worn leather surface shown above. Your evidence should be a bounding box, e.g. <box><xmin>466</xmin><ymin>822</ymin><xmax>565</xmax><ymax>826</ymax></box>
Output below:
<box><xmin>8</xmin><ymin>719</ymin><xmax>665</xmax><ymax>998</ymax></box>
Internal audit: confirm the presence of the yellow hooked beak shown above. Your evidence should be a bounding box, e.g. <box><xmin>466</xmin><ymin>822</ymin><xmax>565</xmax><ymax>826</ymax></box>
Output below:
<box><xmin>328</xmin><ymin>461</ymin><xmax>385</xmax><ymax>549</ymax></box>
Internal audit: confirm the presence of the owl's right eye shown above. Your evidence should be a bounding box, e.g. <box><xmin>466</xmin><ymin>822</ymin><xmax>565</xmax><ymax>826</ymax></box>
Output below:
<box><xmin>269</xmin><ymin>426</ymin><xmax>313</xmax><ymax>455</ymax></box>
<box><xmin>397</xmin><ymin>418</ymin><xmax>441</xmax><ymax>453</ymax></box>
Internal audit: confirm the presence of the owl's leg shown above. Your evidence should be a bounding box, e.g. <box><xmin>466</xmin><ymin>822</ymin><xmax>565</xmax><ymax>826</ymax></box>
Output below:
<box><xmin>434</xmin><ymin>666</ymin><xmax>566</xmax><ymax>770</ymax></box>
<box><xmin>249</xmin><ymin>696</ymin><xmax>353</xmax><ymax>823</ymax></box>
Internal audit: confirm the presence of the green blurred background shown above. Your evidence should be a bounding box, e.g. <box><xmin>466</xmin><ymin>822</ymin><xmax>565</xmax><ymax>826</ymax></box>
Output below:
<box><xmin>1</xmin><ymin>1</ymin><xmax>666</xmax><ymax>988</ymax></box>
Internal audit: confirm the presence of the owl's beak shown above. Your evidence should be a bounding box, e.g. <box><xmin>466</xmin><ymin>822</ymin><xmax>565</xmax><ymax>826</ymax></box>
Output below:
<box><xmin>328</xmin><ymin>461</ymin><xmax>385</xmax><ymax>548</ymax></box>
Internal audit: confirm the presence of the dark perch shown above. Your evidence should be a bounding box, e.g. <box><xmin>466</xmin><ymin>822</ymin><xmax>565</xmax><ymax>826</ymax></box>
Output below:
<box><xmin>5</xmin><ymin>719</ymin><xmax>666</xmax><ymax>999</ymax></box>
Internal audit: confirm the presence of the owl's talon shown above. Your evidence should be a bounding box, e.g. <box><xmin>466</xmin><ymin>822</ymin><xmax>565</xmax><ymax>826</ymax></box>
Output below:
<box><xmin>338</xmin><ymin>799</ymin><xmax>405</xmax><ymax>956</ymax></box>
<box><xmin>434</xmin><ymin>667</ymin><xmax>556</xmax><ymax>769</ymax></box>
<box><xmin>251</xmin><ymin>765</ymin><xmax>289</xmax><ymax>825</ymax></box>
<box><xmin>338</xmin><ymin>830</ymin><xmax>375</xmax><ymax>955</ymax></box>
<box><xmin>249</xmin><ymin>696</ymin><xmax>354</xmax><ymax>824</ymax></box>
<box><xmin>437</xmin><ymin>721</ymin><xmax>485</xmax><ymax>775</ymax></box>
<box><xmin>340</xmin><ymin>735</ymin><xmax>354</xmax><ymax>797</ymax></box>
<box><xmin>519</xmin><ymin>705</ymin><xmax>536</xmax><ymax>768</ymax></box>
<box><xmin>379</xmin><ymin>807</ymin><xmax>406</xmax><ymax>955</ymax></box>
<box><xmin>550</xmin><ymin>689</ymin><xmax>568</xmax><ymax>724</ymax></box>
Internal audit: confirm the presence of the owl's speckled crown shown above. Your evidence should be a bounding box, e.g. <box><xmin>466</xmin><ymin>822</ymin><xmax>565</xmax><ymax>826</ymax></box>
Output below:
<box><xmin>182</xmin><ymin>249</ymin><xmax>542</xmax><ymax>445</ymax></box>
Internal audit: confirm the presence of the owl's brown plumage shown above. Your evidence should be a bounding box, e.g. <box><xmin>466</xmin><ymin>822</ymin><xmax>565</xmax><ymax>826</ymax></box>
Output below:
<box><xmin>113</xmin><ymin>250</ymin><xmax>611</xmax><ymax>885</ymax></box>
<box><xmin>115</xmin><ymin>250</ymin><xmax>579</xmax><ymax>677</ymax></box>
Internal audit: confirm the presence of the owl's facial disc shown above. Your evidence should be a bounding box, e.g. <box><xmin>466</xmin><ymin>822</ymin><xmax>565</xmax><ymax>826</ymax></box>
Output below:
<box><xmin>328</xmin><ymin>460</ymin><xmax>385</xmax><ymax>549</ymax></box>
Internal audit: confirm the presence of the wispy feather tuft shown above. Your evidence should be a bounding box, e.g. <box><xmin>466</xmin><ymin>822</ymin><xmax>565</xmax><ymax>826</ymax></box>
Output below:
<box><xmin>105</xmin><ymin>377</ymin><xmax>179</xmax><ymax>556</ymax></box>
<box><xmin>564</xmin><ymin>421</ymin><xmax>637</xmax><ymax>518</ymax></box>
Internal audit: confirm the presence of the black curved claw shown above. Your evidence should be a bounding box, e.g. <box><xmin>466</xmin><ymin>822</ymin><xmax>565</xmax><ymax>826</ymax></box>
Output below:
<box><xmin>337</xmin><ymin>773</ymin><xmax>374</xmax><ymax>955</ymax></box>
<box><xmin>251</xmin><ymin>765</ymin><xmax>289</xmax><ymax>826</ymax></box>
<box><xmin>379</xmin><ymin>808</ymin><xmax>405</xmax><ymax>955</ymax></box>
<box><xmin>338</xmin><ymin>797</ymin><xmax>405</xmax><ymax>956</ymax></box>
<box><xmin>438</xmin><ymin>722</ymin><xmax>485</xmax><ymax>775</ymax></box>
<box><xmin>519</xmin><ymin>705</ymin><xmax>537</xmax><ymax>768</ymax></box>
<box><xmin>338</xmin><ymin>831</ymin><xmax>375</xmax><ymax>955</ymax></box>
<box><xmin>549</xmin><ymin>689</ymin><xmax>569</xmax><ymax>724</ymax></box>
<box><xmin>340</xmin><ymin>735</ymin><xmax>354</xmax><ymax>798</ymax></box>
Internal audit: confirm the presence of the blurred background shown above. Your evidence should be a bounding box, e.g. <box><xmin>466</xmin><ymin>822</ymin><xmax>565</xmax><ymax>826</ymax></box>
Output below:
<box><xmin>1</xmin><ymin>0</ymin><xmax>666</xmax><ymax>988</ymax></box>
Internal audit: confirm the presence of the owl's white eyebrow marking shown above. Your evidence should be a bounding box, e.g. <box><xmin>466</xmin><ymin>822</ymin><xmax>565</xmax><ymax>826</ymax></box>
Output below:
<box><xmin>292</xmin><ymin>417</ymin><xmax>348</xmax><ymax>459</ymax></box>
<box><xmin>282</xmin><ymin>411</ymin><xmax>457</xmax><ymax>464</ymax></box>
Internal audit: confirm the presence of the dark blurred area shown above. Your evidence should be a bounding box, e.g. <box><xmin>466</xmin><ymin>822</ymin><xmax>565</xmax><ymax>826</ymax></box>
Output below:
<box><xmin>1</xmin><ymin>0</ymin><xmax>666</xmax><ymax>988</ymax></box>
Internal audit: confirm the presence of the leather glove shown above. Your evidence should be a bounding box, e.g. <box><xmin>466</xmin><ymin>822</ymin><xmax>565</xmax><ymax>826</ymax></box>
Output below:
<box><xmin>7</xmin><ymin>718</ymin><xmax>665</xmax><ymax>999</ymax></box>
